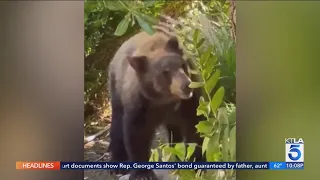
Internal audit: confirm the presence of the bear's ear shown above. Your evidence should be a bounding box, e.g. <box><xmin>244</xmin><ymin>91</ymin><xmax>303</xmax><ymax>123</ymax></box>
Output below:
<box><xmin>165</xmin><ymin>37</ymin><xmax>182</xmax><ymax>55</ymax></box>
<box><xmin>128</xmin><ymin>55</ymin><xmax>148</xmax><ymax>73</ymax></box>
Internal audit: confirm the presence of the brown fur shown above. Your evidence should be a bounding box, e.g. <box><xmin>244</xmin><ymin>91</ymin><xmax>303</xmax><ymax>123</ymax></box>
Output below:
<box><xmin>108</xmin><ymin>31</ymin><xmax>188</xmax><ymax>106</ymax></box>
<box><xmin>108</xmin><ymin>28</ymin><xmax>204</xmax><ymax>180</ymax></box>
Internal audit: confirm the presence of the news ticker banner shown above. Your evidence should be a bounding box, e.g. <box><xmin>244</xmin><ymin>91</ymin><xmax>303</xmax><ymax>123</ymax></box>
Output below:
<box><xmin>16</xmin><ymin>161</ymin><xmax>304</xmax><ymax>170</ymax></box>
<box><xmin>16</xmin><ymin>138</ymin><xmax>304</xmax><ymax>171</ymax></box>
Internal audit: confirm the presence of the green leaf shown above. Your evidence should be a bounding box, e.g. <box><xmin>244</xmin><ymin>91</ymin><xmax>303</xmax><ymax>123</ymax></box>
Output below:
<box><xmin>202</xmin><ymin>69</ymin><xmax>212</xmax><ymax>82</ymax></box>
<box><xmin>186</xmin><ymin>143</ymin><xmax>196</xmax><ymax>161</ymax></box>
<box><xmin>205</xmin><ymin>55</ymin><xmax>218</xmax><ymax>68</ymax></box>
<box><xmin>174</xmin><ymin>143</ymin><xmax>186</xmax><ymax>161</ymax></box>
<box><xmin>210</xmin><ymin>86</ymin><xmax>225</xmax><ymax>114</ymax></box>
<box><xmin>202</xmin><ymin>137</ymin><xmax>210</xmax><ymax>155</ymax></box>
<box><xmin>221</xmin><ymin>126</ymin><xmax>230</xmax><ymax>161</ymax></box>
<box><xmin>179</xmin><ymin>170</ymin><xmax>196</xmax><ymax>179</ymax></box>
<box><xmin>206</xmin><ymin>131</ymin><xmax>220</xmax><ymax>162</ymax></box>
<box><xmin>196</xmin><ymin>38</ymin><xmax>205</xmax><ymax>48</ymax></box>
<box><xmin>220</xmin><ymin>0</ymin><xmax>227</xmax><ymax>5</ymax></box>
<box><xmin>218</xmin><ymin>107</ymin><xmax>229</xmax><ymax>125</ymax></box>
<box><xmin>149</xmin><ymin>149</ymin><xmax>159</xmax><ymax>162</ymax></box>
<box><xmin>200</xmin><ymin>45</ymin><xmax>213</xmax><ymax>67</ymax></box>
<box><xmin>195</xmin><ymin>121</ymin><xmax>214</xmax><ymax>135</ymax></box>
<box><xmin>140</xmin><ymin>14</ymin><xmax>157</xmax><ymax>25</ymax></box>
<box><xmin>85</xmin><ymin>2</ymin><xmax>99</xmax><ymax>12</ymax></box>
<box><xmin>202</xmin><ymin>55</ymin><xmax>218</xmax><ymax>81</ymax></box>
<box><xmin>196</xmin><ymin>97</ymin><xmax>210</xmax><ymax>116</ymax></box>
<box><xmin>122</xmin><ymin>1</ymin><xmax>134</xmax><ymax>7</ymax></box>
<box><xmin>161</xmin><ymin>146</ymin><xmax>173</xmax><ymax>162</ymax></box>
<box><xmin>204</xmin><ymin>70</ymin><xmax>220</xmax><ymax>95</ymax></box>
<box><xmin>189</xmin><ymin>81</ymin><xmax>204</xmax><ymax>89</ymax></box>
<box><xmin>228</xmin><ymin>109</ymin><xmax>236</xmax><ymax>125</ymax></box>
<box><xmin>114</xmin><ymin>15</ymin><xmax>130</xmax><ymax>36</ymax></box>
<box><xmin>143</xmin><ymin>0</ymin><xmax>156</xmax><ymax>7</ymax></box>
<box><xmin>229</xmin><ymin>127</ymin><xmax>236</xmax><ymax>161</ymax></box>
<box><xmin>135</xmin><ymin>15</ymin><xmax>155</xmax><ymax>35</ymax></box>
<box><xmin>153</xmin><ymin>149</ymin><xmax>159</xmax><ymax>161</ymax></box>
<box><xmin>193</xmin><ymin>29</ymin><xmax>200</xmax><ymax>45</ymax></box>
<box><xmin>105</xmin><ymin>1</ymin><xmax>126</xmax><ymax>11</ymax></box>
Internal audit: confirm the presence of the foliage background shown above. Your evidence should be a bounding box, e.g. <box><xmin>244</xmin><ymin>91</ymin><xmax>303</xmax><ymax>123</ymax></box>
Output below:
<box><xmin>84</xmin><ymin>0</ymin><xmax>236</xmax><ymax>179</ymax></box>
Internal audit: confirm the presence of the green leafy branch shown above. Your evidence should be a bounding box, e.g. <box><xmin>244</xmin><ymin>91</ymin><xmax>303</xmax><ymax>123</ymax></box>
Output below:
<box><xmin>102</xmin><ymin>0</ymin><xmax>159</xmax><ymax>36</ymax></box>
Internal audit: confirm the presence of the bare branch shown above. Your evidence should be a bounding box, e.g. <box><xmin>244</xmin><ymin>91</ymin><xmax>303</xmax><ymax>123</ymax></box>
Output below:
<box><xmin>230</xmin><ymin>0</ymin><xmax>236</xmax><ymax>42</ymax></box>
<box><xmin>84</xmin><ymin>126</ymin><xmax>109</xmax><ymax>144</ymax></box>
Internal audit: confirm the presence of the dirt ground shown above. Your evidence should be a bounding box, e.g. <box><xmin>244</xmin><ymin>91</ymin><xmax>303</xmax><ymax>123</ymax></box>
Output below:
<box><xmin>84</xmin><ymin>124</ymin><xmax>115</xmax><ymax>180</ymax></box>
<box><xmin>84</xmin><ymin>123</ymin><xmax>170</xmax><ymax>180</ymax></box>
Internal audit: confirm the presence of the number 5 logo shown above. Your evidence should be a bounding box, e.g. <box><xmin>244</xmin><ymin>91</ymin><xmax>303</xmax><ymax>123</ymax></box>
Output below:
<box><xmin>288</xmin><ymin>145</ymin><xmax>301</xmax><ymax>161</ymax></box>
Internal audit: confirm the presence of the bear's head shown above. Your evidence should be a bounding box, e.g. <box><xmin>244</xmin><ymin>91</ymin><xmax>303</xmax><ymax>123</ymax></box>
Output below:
<box><xmin>128</xmin><ymin>33</ymin><xmax>193</xmax><ymax>103</ymax></box>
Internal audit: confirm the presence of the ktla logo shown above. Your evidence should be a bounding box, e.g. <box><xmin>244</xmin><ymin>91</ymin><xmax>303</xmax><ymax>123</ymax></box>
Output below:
<box><xmin>285</xmin><ymin>138</ymin><xmax>304</xmax><ymax>162</ymax></box>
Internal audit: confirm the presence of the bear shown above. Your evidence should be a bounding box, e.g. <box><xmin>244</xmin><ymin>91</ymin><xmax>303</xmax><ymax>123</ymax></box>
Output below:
<box><xmin>107</xmin><ymin>27</ymin><xmax>204</xmax><ymax>180</ymax></box>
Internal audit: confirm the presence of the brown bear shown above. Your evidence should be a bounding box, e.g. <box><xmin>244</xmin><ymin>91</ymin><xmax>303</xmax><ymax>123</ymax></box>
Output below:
<box><xmin>107</xmin><ymin>26</ymin><xmax>204</xmax><ymax>180</ymax></box>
